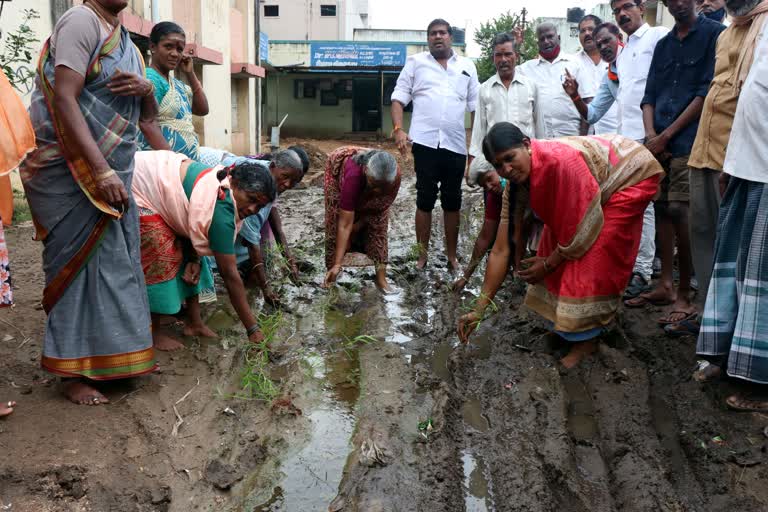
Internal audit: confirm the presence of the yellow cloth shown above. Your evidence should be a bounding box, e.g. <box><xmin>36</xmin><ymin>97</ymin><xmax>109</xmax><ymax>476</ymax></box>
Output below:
<box><xmin>689</xmin><ymin>6</ymin><xmax>768</xmax><ymax>171</ymax></box>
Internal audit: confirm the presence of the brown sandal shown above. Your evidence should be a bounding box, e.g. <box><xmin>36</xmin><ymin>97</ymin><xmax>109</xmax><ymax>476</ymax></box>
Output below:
<box><xmin>726</xmin><ymin>395</ymin><xmax>768</xmax><ymax>412</ymax></box>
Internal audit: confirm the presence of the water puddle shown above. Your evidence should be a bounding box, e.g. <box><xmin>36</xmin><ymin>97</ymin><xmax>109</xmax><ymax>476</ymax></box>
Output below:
<box><xmin>248</xmin><ymin>347</ymin><xmax>359</xmax><ymax>511</ymax></box>
<box><xmin>462</xmin><ymin>450</ymin><xmax>494</xmax><ymax>511</ymax></box>
<box><xmin>462</xmin><ymin>397</ymin><xmax>490</xmax><ymax>433</ymax></box>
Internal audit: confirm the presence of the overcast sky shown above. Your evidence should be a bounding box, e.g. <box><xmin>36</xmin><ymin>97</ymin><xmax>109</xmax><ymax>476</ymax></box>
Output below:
<box><xmin>368</xmin><ymin>0</ymin><xmax>603</xmax><ymax>57</ymax></box>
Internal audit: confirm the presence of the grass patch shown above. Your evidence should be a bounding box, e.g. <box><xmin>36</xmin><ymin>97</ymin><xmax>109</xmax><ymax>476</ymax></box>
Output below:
<box><xmin>228</xmin><ymin>311</ymin><xmax>284</xmax><ymax>402</ymax></box>
<box><xmin>12</xmin><ymin>189</ymin><xmax>31</xmax><ymax>223</ymax></box>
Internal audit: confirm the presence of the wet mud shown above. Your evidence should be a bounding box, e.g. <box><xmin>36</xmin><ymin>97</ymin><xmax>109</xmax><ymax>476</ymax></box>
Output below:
<box><xmin>2</xmin><ymin>166</ymin><xmax>768</xmax><ymax>511</ymax></box>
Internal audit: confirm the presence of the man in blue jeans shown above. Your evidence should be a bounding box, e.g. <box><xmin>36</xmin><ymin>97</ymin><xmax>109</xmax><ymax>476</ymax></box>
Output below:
<box><xmin>391</xmin><ymin>18</ymin><xmax>479</xmax><ymax>271</ymax></box>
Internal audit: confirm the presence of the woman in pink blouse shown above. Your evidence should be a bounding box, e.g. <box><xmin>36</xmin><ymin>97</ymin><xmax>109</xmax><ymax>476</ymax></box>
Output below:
<box><xmin>323</xmin><ymin>147</ymin><xmax>401</xmax><ymax>291</ymax></box>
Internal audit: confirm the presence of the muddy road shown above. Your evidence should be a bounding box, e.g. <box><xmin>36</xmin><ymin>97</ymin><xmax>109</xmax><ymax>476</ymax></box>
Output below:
<box><xmin>2</xmin><ymin>152</ymin><xmax>768</xmax><ymax>511</ymax></box>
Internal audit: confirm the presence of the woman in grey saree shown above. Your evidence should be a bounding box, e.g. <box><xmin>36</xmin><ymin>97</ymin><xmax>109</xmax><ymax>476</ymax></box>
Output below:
<box><xmin>20</xmin><ymin>0</ymin><xmax>167</xmax><ymax>405</ymax></box>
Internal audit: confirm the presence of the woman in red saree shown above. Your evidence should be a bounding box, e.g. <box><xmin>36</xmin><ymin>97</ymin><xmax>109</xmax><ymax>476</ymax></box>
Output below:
<box><xmin>458</xmin><ymin>122</ymin><xmax>663</xmax><ymax>368</ymax></box>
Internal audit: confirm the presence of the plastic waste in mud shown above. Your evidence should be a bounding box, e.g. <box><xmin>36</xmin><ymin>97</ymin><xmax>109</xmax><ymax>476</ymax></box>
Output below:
<box><xmin>418</xmin><ymin>418</ymin><xmax>434</xmax><ymax>440</ymax></box>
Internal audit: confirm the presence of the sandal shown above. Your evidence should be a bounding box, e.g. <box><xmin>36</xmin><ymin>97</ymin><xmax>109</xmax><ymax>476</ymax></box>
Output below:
<box><xmin>658</xmin><ymin>311</ymin><xmax>697</xmax><ymax>326</ymax></box>
<box><xmin>692</xmin><ymin>360</ymin><xmax>721</xmax><ymax>383</ymax></box>
<box><xmin>664</xmin><ymin>318</ymin><xmax>700</xmax><ymax>338</ymax></box>
<box><xmin>726</xmin><ymin>394</ymin><xmax>768</xmax><ymax>412</ymax></box>
<box><xmin>623</xmin><ymin>273</ymin><xmax>650</xmax><ymax>299</ymax></box>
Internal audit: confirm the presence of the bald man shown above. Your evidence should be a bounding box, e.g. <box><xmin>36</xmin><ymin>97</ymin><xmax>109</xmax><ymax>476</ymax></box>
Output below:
<box><xmin>516</xmin><ymin>22</ymin><xmax>595</xmax><ymax>138</ymax></box>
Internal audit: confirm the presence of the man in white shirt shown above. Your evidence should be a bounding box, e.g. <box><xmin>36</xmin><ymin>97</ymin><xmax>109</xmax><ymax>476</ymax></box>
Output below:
<box><xmin>575</xmin><ymin>14</ymin><xmax>619</xmax><ymax>134</ymax></box>
<box><xmin>468</xmin><ymin>32</ymin><xmax>545</xmax><ymax>168</ymax></box>
<box><xmin>391</xmin><ymin>19</ymin><xmax>479</xmax><ymax>271</ymax></box>
<box><xmin>516</xmin><ymin>22</ymin><xmax>595</xmax><ymax>138</ymax></box>
<box><xmin>611</xmin><ymin>0</ymin><xmax>669</xmax><ymax>298</ymax></box>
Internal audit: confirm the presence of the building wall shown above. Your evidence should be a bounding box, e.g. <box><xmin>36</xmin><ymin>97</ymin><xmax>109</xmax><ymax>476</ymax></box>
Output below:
<box><xmin>264</xmin><ymin>71</ymin><xmax>412</xmax><ymax>138</ymax></box>
<box><xmin>260</xmin><ymin>0</ymin><xmax>345</xmax><ymax>41</ymax></box>
<box><xmin>1</xmin><ymin>0</ymin><xmax>259</xmax><ymax>154</ymax></box>
<box><xmin>344</xmin><ymin>0</ymin><xmax>369</xmax><ymax>40</ymax></box>
<box><xmin>354</xmin><ymin>29</ymin><xmax>426</xmax><ymax>42</ymax></box>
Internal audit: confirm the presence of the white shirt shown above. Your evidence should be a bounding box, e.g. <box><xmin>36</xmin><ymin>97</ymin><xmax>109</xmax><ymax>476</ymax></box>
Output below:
<box><xmin>576</xmin><ymin>49</ymin><xmax>619</xmax><ymax>135</ymax></box>
<box><xmin>469</xmin><ymin>73</ymin><xmax>545</xmax><ymax>158</ymax></box>
<box><xmin>616</xmin><ymin>23</ymin><xmax>669</xmax><ymax>140</ymax></box>
<box><xmin>723</xmin><ymin>23</ymin><xmax>768</xmax><ymax>183</ymax></box>
<box><xmin>516</xmin><ymin>53</ymin><xmax>595</xmax><ymax>138</ymax></box>
<box><xmin>391</xmin><ymin>50</ymin><xmax>479</xmax><ymax>155</ymax></box>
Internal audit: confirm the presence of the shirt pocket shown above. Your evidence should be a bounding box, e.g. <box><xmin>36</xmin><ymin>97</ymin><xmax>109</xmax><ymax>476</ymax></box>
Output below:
<box><xmin>454</xmin><ymin>73</ymin><xmax>470</xmax><ymax>100</ymax></box>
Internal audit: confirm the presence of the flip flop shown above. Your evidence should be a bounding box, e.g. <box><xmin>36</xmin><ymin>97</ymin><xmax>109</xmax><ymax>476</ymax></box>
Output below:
<box><xmin>726</xmin><ymin>395</ymin><xmax>768</xmax><ymax>413</ymax></box>
<box><xmin>657</xmin><ymin>311</ymin><xmax>697</xmax><ymax>326</ymax></box>
<box><xmin>664</xmin><ymin>319</ymin><xmax>700</xmax><ymax>338</ymax></box>
<box><xmin>624</xmin><ymin>295</ymin><xmax>673</xmax><ymax>308</ymax></box>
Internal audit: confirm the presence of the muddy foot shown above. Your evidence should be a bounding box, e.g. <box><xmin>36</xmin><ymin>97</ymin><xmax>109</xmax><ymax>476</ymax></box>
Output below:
<box><xmin>658</xmin><ymin>297</ymin><xmax>697</xmax><ymax>325</ymax></box>
<box><xmin>153</xmin><ymin>331</ymin><xmax>186</xmax><ymax>351</ymax></box>
<box><xmin>624</xmin><ymin>286</ymin><xmax>675</xmax><ymax>308</ymax></box>
<box><xmin>63</xmin><ymin>381</ymin><xmax>109</xmax><ymax>406</ymax></box>
<box><xmin>183</xmin><ymin>323</ymin><xmax>218</xmax><ymax>338</ymax></box>
<box><xmin>0</xmin><ymin>400</ymin><xmax>16</xmax><ymax>417</ymax></box>
<box><xmin>692</xmin><ymin>361</ymin><xmax>721</xmax><ymax>383</ymax></box>
<box><xmin>559</xmin><ymin>340</ymin><xmax>597</xmax><ymax>369</ymax></box>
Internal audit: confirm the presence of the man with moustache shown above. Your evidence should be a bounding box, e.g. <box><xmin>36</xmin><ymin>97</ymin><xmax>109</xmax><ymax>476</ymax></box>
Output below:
<box><xmin>469</xmin><ymin>32</ymin><xmax>545</xmax><ymax>167</ymax></box>
<box><xmin>670</xmin><ymin>0</ymin><xmax>768</xmax><ymax>336</ymax></box>
<box><xmin>626</xmin><ymin>0</ymin><xmax>725</xmax><ymax>327</ymax></box>
<box><xmin>516</xmin><ymin>22</ymin><xmax>594</xmax><ymax>138</ymax></box>
<box><xmin>563</xmin><ymin>23</ymin><xmax>624</xmax><ymax>128</ymax></box>
<box><xmin>696</xmin><ymin>0</ymin><xmax>730</xmax><ymax>23</ymax></box>
<box><xmin>575</xmin><ymin>15</ymin><xmax>619</xmax><ymax>134</ymax></box>
<box><xmin>391</xmin><ymin>19</ymin><xmax>479</xmax><ymax>271</ymax></box>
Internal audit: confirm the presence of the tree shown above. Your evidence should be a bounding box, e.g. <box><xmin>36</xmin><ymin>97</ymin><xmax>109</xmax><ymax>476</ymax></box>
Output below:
<box><xmin>0</xmin><ymin>9</ymin><xmax>40</xmax><ymax>92</ymax></box>
<box><xmin>473</xmin><ymin>9</ymin><xmax>538</xmax><ymax>83</ymax></box>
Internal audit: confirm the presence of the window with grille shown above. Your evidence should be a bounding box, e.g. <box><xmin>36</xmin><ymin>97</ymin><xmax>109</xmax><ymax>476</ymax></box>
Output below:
<box><xmin>264</xmin><ymin>5</ymin><xmax>279</xmax><ymax>17</ymax></box>
<box><xmin>320</xmin><ymin>4</ymin><xmax>337</xmax><ymax>16</ymax></box>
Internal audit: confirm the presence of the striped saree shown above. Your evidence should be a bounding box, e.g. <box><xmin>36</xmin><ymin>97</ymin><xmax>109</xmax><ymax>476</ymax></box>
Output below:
<box><xmin>20</xmin><ymin>24</ymin><xmax>155</xmax><ymax>379</ymax></box>
<box><xmin>502</xmin><ymin>136</ymin><xmax>663</xmax><ymax>336</ymax></box>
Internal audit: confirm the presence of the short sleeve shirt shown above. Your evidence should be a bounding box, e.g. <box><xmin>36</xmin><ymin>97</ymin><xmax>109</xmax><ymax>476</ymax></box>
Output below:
<box><xmin>641</xmin><ymin>16</ymin><xmax>725</xmax><ymax>156</ymax></box>
<box><xmin>50</xmin><ymin>6</ymin><xmax>110</xmax><ymax>77</ymax></box>
<box><xmin>339</xmin><ymin>157</ymin><xmax>366</xmax><ymax>211</ymax></box>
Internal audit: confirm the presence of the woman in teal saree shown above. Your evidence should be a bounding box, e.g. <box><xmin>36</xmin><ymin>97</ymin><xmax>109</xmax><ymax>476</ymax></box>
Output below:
<box><xmin>137</xmin><ymin>21</ymin><xmax>209</xmax><ymax>159</ymax></box>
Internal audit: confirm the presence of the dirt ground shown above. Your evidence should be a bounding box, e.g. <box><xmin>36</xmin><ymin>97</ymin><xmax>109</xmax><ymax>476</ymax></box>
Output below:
<box><xmin>1</xmin><ymin>140</ymin><xmax>768</xmax><ymax>511</ymax></box>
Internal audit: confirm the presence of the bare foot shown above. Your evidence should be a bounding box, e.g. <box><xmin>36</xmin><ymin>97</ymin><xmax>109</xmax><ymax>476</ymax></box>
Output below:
<box><xmin>658</xmin><ymin>297</ymin><xmax>697</xmax><ymax>324</ymax></box>
<box><xmin>183</xmin><ymin>323</ymin><xmax>218</xmax><ymax>338</ymax></box>
<box><xmin>63</xmin><ymin>381</ymin><xmax>109</xmax><ymax>406</ymax></box>
<box><xmin>153</xmin><ymin>331</ymin><xmax>186</xmax><ymax>351</ymax></box>
<box><xmin>448</xmin><ymin>258</ymin><xmax>460</xmax><ymax>273</ymax></box>
<box><xmin>0</xmin><ymin>400</ymin><xmax>16</xmax><ymax>417</ymax></box>
<box><xmin>416</xmin><ymin>255</ymin><xmax>428</xmax><ymax>270</ymax></box>
<box><xmin>375</xmin><ymin>277</ymin><xmax>393</xmax><ymax>293</ymax></box>
<box><xmin>624</xmin><ymin>286</ymin><xmax>675</xmax><ymax>307</ymax></box>
<box><xmin>559</xmin><ymin>340</ymin><xmax>597</xmax><ymax>369</ymax></box>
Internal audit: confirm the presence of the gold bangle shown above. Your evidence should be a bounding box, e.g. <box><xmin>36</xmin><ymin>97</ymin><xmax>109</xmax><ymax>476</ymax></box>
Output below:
<box><xmin>143</xmin><ymin>82</ymin><xmax>155</xmax><ymax>97</ymax></box>
<box><xmin>95</xmin><ymin>169</ymin><xmax>116</xmax><ymax>182</ymax></box>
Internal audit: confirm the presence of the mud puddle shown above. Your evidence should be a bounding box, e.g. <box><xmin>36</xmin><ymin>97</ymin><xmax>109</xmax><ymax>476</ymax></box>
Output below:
<box><xmin>462</xmin><ymin>450</ymin><xmax>494</xmax><ymax>512</ymax></box>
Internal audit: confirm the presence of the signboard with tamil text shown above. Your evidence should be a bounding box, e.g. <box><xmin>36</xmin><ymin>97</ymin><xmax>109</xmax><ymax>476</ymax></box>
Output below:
<box><xmin>310</xmin><ymin>42</ymin><xmax>407</xmax><ymax>67</ymax></box>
